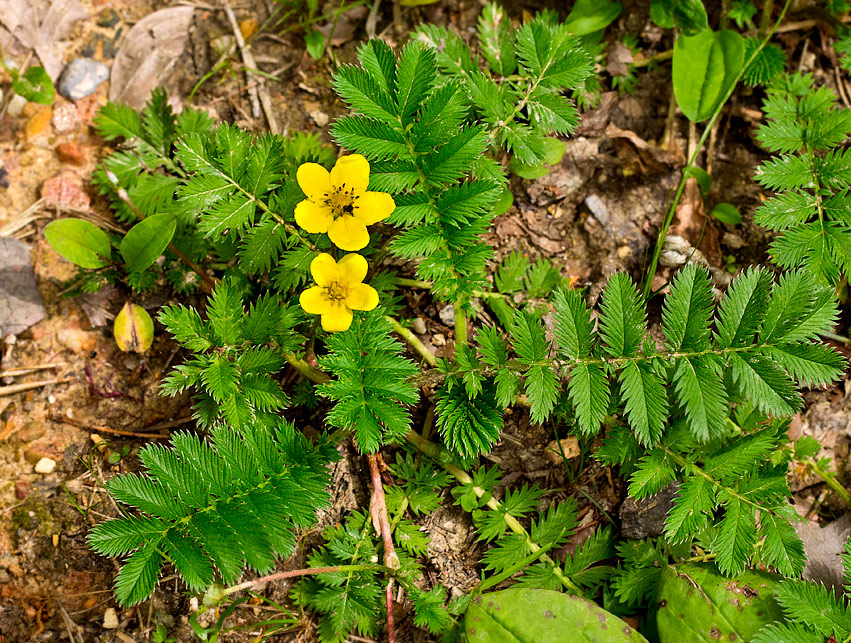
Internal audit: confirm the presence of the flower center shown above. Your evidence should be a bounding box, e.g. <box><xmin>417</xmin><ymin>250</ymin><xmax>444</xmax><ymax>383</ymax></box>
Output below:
<box><xmin>322</xmin><ymin>184</ymin><xmax>358</xmax><ymax>219</ymax></box>
<box><xmin>324</xmin><ymin>281</ymin><xmax>348</xmax><ymax>302</ymax></box>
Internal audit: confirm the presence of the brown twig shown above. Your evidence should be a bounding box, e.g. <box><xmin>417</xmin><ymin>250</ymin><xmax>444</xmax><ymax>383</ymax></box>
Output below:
<box><xmin>0</xmin><ymin>378</ymin><xmax>71</xmax><ymax>397</ymax></box>
<box><xmin>0</xmin><ymin>362</ymin><xmax>67</xmax><ymax>378</ymax></box>
<box><xmin>223</xmin><ymin>1</ymin><xmax>280</xmax><ymax>133</ymax></box>
<box><xmin>221</xmin><ymin>564</ymin><xmax>386</xmax><ymax>596</ymax></box>
<box><xmin>48</xmin><ymin>414</ymin><xmax>171</xmax><ymax>440</ymax></box>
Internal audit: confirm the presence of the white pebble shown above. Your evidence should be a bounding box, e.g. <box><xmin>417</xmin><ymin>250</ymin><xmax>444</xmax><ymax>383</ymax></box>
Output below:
<box><xmin>7</xmin><ymin>94</ymin><xmax>27</xmax><ymax>117</ymax></box>
<box><xmin>34</xmin><ymin>457</ymin><xmax>56</xmax><ymax>474</ymax></box>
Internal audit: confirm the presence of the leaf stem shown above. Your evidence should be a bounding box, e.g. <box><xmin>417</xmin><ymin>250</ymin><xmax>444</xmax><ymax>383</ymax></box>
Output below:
<box><xmin>807</xmin><ymin>457</ymin><xmax>851</xmax><ymax>507</ymax></box>
<box><xmin>454</xmin><ymin>306</ymin><xmax>468</xmax><ymax>349</ymax></box>
<box><xmin>386</xmin><ymin>316</ymin><xmax>437</xmax><ymax>367</ymax></box>
<box><xmin>283</xmin><ymin>353</ymin><xmax>330</xmax><ymax>383</ymax></box>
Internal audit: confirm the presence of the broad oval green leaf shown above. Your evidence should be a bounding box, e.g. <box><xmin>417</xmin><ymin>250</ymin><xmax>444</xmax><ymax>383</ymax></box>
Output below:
<box><xmin>465</xmin><ymin>588</ymin><xmax>648</xmax><ymax>642</ymax></box>
<box><xmin>650</xmin><ymin>0</ymin><xmax>708</xmax><ymax>35</ymax></box>
<box><xmin>44</xmin><ymin>218</ymin><xmax>112</xmax><ymax>269</ymax></box>
<box><xmin>564</xmin><ymin>0</ymin><xmax>623</xmax><ymax>35</ymax></box>
<box><xmin>711</xmin><ymin>202</ymin><xmax>742</xmax><ymax>225</ymax></box>
<box><xmin>656</xmin><ymin>563</ymin><xmax>785</xmax><ymax>642</ymax></box>
<box><xmin>673</xmin><ymin>29</ymin><xmax>744</xmax><ymax>122</ymax></box>
<box><xmin>120</xmin><ymin>213</ymin><xmax>177</xmax><ymax>272</ymax></box>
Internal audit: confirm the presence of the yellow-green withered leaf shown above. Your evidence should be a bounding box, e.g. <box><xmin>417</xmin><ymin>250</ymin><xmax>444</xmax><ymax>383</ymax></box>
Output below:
<box><xmin>114</xmin><ymin>302</ymin><xmax>154</xmax><ymax>353</ymax></box>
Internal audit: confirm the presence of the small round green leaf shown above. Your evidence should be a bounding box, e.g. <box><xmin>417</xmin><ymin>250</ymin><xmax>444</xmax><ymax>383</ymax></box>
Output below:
<box><xmin>711</xmin><ymin>202</ymin><xmax>742</xmax><ymax>225</ymax></box>
<box><xmin>508</xmin><ymin>159</ymin><xmax>550</xmax><ymax>180</ymax></box>
<box><xmin>44</xmin><ymin>218</ymin><xmax>112</xmax><ymax>269</ymax></box>
<box><xmin>673</xmin><ymin>29</ymin><xmax>744</xmax><ymax>122</ymax></box>
<box><xmin>684</xmin><ymin>166</ymin><xmax>712</xmax><ymax>196</ymax></box>
<box><xmin>564</xmin><ymin>0</ymin><xmax>623</xmax><ymax>35</ymax></box>
<box><xmin>543</xmin><ymin>137</ymin><xmax>567</xmax><ymax>166</ymax></box>
<box><xmin>304</xmin><ymin>29</ymin><xmax>325</xmax><ymax>60</ymax></box>
<box><xmin>465</xmin><ymin>588</ymin><xmax>648</xmax><ymax>642</ymax></box>
<box><xmin>492</xmin><ymin>188</ymin><xmax>514</xmax><ymax>216</ymax></box>
<box><xmin>12</xmin><ymin>66</ymin><xmax>55</xmax><ymax>105</ymax></box>
<box><xmin>120</xmin><ymin>213</ymin><xmax>177</xmax><ymax>273</ymax></box>
<box><xmin>656</xmin><ymin>563</ymin><xmax>784</xmax><ymax>642</ymax></box>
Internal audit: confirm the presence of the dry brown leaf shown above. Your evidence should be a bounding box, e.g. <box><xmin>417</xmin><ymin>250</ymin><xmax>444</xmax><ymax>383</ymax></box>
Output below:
<box><xmin>109</xmin><ymin>6</ymin><xmax>194</xmax><ymax>110</ymax></box>
<box><xmin>606</xmin><ymin>124</ymin><xmax>684</xmax><ymax>174</ymax></box>
<box><xmin>0</xmin><ymin>0</ymin><xmax>88</xmax><ymax>80</ymax></box>
<box><xmin>672</xmin><ymin>177</ymin><xmax>721</xmax><ymax>266</ymax></box>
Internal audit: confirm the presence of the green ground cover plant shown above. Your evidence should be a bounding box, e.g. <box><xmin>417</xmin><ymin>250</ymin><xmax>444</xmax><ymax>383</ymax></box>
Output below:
<box><xmin>42</xmin><ymin>1</ymin><xmax>851</xmax><ymax>641</ymax></box>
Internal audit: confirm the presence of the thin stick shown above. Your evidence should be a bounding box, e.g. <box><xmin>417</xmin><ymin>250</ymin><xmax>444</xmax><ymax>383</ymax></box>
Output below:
<box><xmin>0</xmin><ymin>362</ymin><xmax>67</xmax><ymax>378</ymax></box>
<box><xmin>0</xmin><ymin>378</ymin><xmax>71</xmax><ymax>397</ymax></box>
<box><xmin>48</xmin><ymin>414</ymin><xmax>171</xmax><ymax>440</ymax></box>
<box><xmin>223</xmin><ymin>1</ymin><xmax>281</xmax><ymax>133</ymax></box>
<box><xmin>222</xmin><ymin>564</ymin><xmax>385</xmax><ymax>596</ymax></box>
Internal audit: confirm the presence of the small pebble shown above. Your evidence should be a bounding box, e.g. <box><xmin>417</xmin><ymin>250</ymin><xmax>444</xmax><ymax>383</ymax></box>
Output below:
<box><xmin>56</xmin><ymin>142</ymin><xmax>85</xmax><ymax>166</ymax></box>
<box><xmin>309</xmin><ymin>109</ymin><xmax>329</xmax><ymax>127</ymax></box>
<box><xmin>102</xmin><ymin>607</ymin><xmax>119</xmax><ymax>629</ymax></box>
<box><xmin>545</xmin><ymin>437</ymin><xmax>580</xmax><ymax>465</ymax></box>
<box><xmin>51</xmin><ymin>100</ymin><xmax>79</xmax><ymax>133</ymax></box>
<box><xmin>24</xmin><ymin>105</ymin><xmax>52</xmax><ymax>142</ymax></box>
<box><xmin>432</xmin><ymin>333</ymin><xmax>446</xmax><ymax>347</ymax></box>
<box><xmin>15</xmin><ymin>480</ymin><xmax>30</xmax><ymax>500</ymax></box>
<box><xmin>34</xmin><ymin>457</ymin><xmax>57</xmax><ymax>474</ymax></box>
<box><xmin>58</xmin><ymin>58</ymin><xmax>110</xmax><ymax>101</ymax></box>
<box><xmin>411</xmin><ymin>317</ymin><xmax>427</xmax><ymax>335</ymax></box>
<box><xmin>438</xmin><ymin>304</ymin><xmax>455</xmax><ymax>326</ymax></box>
<box><xmin>7</xmin><ymin>93</ymin><xmax>27</xmax><ymax>117</ymax></box>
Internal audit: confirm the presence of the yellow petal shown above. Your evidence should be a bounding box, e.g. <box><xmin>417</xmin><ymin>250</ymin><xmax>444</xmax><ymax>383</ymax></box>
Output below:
<box><xmin>346</xmin><ymin>283</ymin><xmax>378</xmax><ymax>311</ymax></box>
<box><xmin>328</xmin><ymin>215</ymin><xmax>370</xmax><ymax>251</ymax></box>
<box><xmin>310</xmin><ymin>253</ymin><xmax>340</xmax><ymax>286</ymax></box>
<box><xmin>299</xmin><ymin>286</ymin><xmax>332</xmax><ymax>315</ymax></box>
<box><xmin>321</xmin><ymin>302</ymin><xmax>354</xmax><ymax>332</ymax></box>
<box><xmin>337</xmin><ymin>253</ymin><xmax>369</xmax><ymax>285</ymax></box>
<box><xmin>295</xmin><ymin>199</ymin><xmax>334</xmax><ymax>234</ymax></box>
<box><xmin>353</xmin><ymin>191</ymin><xmax>395</xmax><ymax>225</ymax></box>
<box><xmin>297</xmin><ymin>163</ymin><xmax>331</xmax><ymax>200</ymax></box>
<box><xmin>330</xmin><ymin>154</ymin><xmax>370</xmax><ymax>196</ymax></box>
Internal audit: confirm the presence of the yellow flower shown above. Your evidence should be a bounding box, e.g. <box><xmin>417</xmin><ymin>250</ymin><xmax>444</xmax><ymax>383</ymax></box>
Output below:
<box><xmin>299</xmin><ymin>253</ymin><xmax>379</xmax><ymax>332</ymax></box>
<box><xmin>294</xmin><ymin>154</ymin><xmax>395</xmax><ymax>251</ymax></box>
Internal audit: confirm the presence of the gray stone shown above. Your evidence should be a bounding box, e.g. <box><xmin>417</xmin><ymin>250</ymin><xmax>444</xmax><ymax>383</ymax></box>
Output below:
<box><xmin>0</xmin><ymin>238</ymin><xmax>46</xmax><ymax>337</ymax></box>
<box><xmin>438</xmin><ymin>304</ymin><xmax>455</xmax><ymax>326</ymax></box>
<box><xmin>57</xmin><ymin>58</ymin><xmax>110</xmax><ymax>101</ymax></box>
